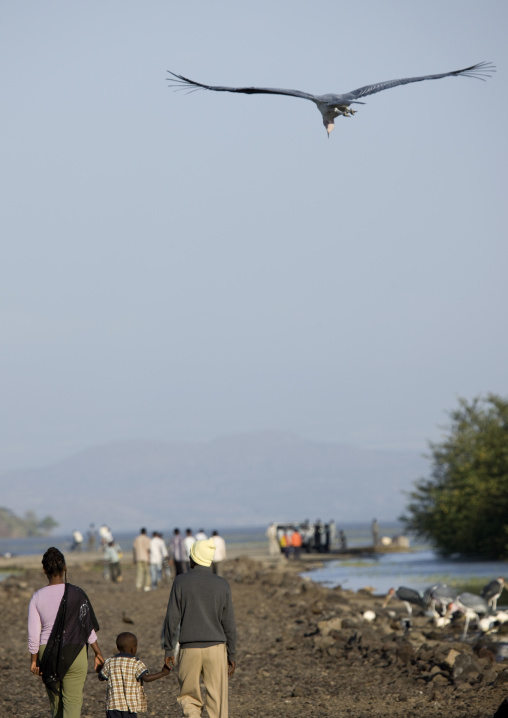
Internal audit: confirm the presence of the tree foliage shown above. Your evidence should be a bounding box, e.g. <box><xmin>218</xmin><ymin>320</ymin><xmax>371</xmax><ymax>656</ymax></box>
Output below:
<box><xmin>0</xmin><ymin>507</ymin><xmax>59</xmax><ymax>538</ymax></box>
<box><xmin>401</xmin><ymin>394</ymin><xmax>508</xmax><ymax>559</ymax></box>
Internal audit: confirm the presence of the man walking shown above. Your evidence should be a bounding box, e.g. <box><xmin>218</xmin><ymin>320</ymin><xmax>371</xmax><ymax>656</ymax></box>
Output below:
<box><xmin>133</xmin><ymin>527</ymin><xmax>151</xmax><ymax>591</ymax></box>
<box><xmin>164</xmin><ymin>539</ymin><xmax>236</xmax><ymax>718</ymax></box>
<box><xmin>211</xmin><ymin>530</ymin><xmax>226</xmax><ymax>576</ymax></box>
<box><xmin>150</xmin><ymin>531</ymin><xmax>168</xmax><ymax>589</ymax></box>
<box><xmin>170</xmin><ymin>528</ymin><xmax>187</xmax><ymax>576</ymax></box>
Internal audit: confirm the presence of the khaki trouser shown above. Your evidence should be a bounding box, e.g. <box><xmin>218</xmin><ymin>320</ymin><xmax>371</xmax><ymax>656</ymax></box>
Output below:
<box><xmin>38</xmin><ymin>645</ymin><xmax>87</xmax><ymax>718</ymax></box>
<box><xmin>177</xmin><ymin>644</ymin><xmax>228</xmax><ymax>718</ymax></box>
<box><xmin>135</xmin><ymin>560</ymin><xmax>150</xmax><ymax>589</ymax></box>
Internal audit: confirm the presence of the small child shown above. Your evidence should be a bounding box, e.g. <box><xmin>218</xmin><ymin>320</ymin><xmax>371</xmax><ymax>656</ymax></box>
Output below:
<box><xmin>99</xmin><ymin>631</ymin><xmax>171</xmax><ymax>718</ymax></box>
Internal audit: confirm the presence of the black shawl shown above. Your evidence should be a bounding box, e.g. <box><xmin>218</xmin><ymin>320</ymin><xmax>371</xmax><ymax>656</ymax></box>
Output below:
<box><xmin>39</xmin><ymin>583</ymin><xmax>100</xmax><ymax>695</ymax></box>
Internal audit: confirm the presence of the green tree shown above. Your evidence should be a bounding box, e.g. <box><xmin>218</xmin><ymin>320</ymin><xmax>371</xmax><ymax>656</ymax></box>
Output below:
<box><xmin>38</xmin><ymin>515</ymin><xmax>59</xmax><ymax>534</ymax></box>
<box><xmin>0</xmin><ymin>507</ymin><xmax>58</xmax><ymax>538</ymax></box>
<box><xmin>23</xmin><ymin>510</ymin><xmax>39</xmax><ymax>537</ymax></box>
<box><xmin>401</xmin><ymin>394</ymin><xmax>508</xmax><ymax>559</ymax></box>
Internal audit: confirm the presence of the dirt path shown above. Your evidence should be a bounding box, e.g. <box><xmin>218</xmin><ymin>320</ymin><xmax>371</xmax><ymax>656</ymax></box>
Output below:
<box><xmin>1</xmin><ymin>556</ymin><xmax>507</xmax><ymax>717</ymax></box>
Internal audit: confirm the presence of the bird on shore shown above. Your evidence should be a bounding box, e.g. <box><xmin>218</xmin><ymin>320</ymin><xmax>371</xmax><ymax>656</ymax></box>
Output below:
<box><xmin>423</xmin><ymin>583</ymin><xmax>459</xmax><ymax>615</ymax></box>
<box><xmin>382</xmin><ymin>586</ymin><xmax>427</xmax><ymax>616</ymax></box>
<box><xmin>167</xmin><ymin>62</ymin><xmax>495</xmax><ymax>137</ymax></box>
<box><xmin>481</xmin><ymin>577</ymin><xmax>505</xmax><ymax>611</ymax></box>
<box><xmin>453</xmin><ymin>592</ymin><xmax>492</xmax><ymax>640</ymax></box>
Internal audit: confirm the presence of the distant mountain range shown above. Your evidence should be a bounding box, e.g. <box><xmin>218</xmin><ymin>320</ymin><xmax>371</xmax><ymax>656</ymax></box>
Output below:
<box><xmin>1</xmin><ymin>432</ymin><xmax>428</xmax><ymax>534</ymax></box>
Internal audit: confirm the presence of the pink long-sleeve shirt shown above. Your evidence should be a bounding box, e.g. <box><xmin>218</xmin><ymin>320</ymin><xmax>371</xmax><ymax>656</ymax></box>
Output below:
<box><xmin>28</xmin><ymin>584</ymin><xmax>97</xmax><ymax>653</ymax></box>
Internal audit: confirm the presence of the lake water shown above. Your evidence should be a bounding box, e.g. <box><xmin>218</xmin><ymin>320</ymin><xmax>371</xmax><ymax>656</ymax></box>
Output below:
<box><xmin>300</xmin><ymin>549</ymin><xmax>508</xmax><ymax>597</ymax></box>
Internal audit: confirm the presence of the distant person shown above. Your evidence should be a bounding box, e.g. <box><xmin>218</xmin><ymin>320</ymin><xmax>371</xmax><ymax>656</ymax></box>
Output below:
<box><xmin>195</xmin><ymin>528</ymin><xmax>207</xmax><ymax>540</ymax></box>
<box><xmin>300</xmin><ymin>520</ymin><xmax>313</xmax><ymax>553</ymax></box>
<box><xmin>183</xmin><ymin>529</ymin><xmax>195</xmax><ymax>572</ymax></box>
<box><xmin>133</xmin><ymin>528</ymin><xmax>151</xmax><ymax>591</ymax></box>
<box><xmin>372</xmin><ymin>518</ymin><xmax>380</xmax><ymax>547</ymax></box>
<box><xmin>71</xmin><ymin>529</ymin><xmax>83</xmax><ymax>551</ymax></box>
<box><xmin>87</xmin><ymin>524</ymin><xmax>96</xmax><ymax>552</ymax></box>
<box><xmin>211</xmin><ymin>530</ymin><xmax>226</xmax><ymax>576</ymax></box>
<box><xmin>104</xmin><ymin>541</ymin><xmax>122</xmax><ymax>583</ymax></box>
<box><xmin>99</xmin><ymin>525</ymin><xmax>114</xmax><ymax>557</ymax></box>
<box><xmin>164</xmin><ymin>539</ymin><xmax>236</xmax><ymax>718</ymax></box>
<box><xmin>328</xmin><ymin>519</ymin><xmax>336</xmax><ymax>550</ymax></box>
<box><xmin>150</xmin><ymin>531</ymin><xmax>168</xmax><ymax>590</ymax></box>
<box><xmin>99</xmin><ymin>631</ymin><xmax>171</xmax><ymax>715</ymax></box>
<box><xmin>339</xmin><ymin>529</ymin><xmax>347</xmax><ymax>551</ymax></box>
<box><xmin>266</xmin><ymin>522</ymin><xmax>279</xmax><ymax>556</ymax></box>
<box><xmin>28</xmin><ymin>547</ymin><xmax>104</xmax><ymax>716</ymax></box>
<box><xmin>170</xmin><ymin>528</ymin><xmax>187</xmax><ymax>575</ymax></box>
<box><xmin>324</xmin><ymin>523</ymin><xmax>331</xmax><ymax>552</ymax></box>
<box><xmin>280</xmin><ymin>531</ymin><xmax>291</xmax><ymax>559</ymax></box>
<box><xmin>291</xmin><ymin>529</ymin><xmax>303</xmax><ymax>559</ymax></box>
<box><xmin>314</xmin><ymin>520</ymin><xmax>324</xmax><ymax>553</ymax></box>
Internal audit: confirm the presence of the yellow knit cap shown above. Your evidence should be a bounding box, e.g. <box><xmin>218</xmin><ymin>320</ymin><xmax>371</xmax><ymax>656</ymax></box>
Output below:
<box><xmin>190</xmin><ymin>539</ymin><xmax>216</xmax><ymax>567</ymax></box>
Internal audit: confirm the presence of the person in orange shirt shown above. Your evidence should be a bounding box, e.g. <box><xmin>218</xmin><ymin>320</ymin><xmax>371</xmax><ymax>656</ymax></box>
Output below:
<box><xmin>291</xmin><ymin>529</ymin><xmax>303</xmax><ymax>560</ymax></box>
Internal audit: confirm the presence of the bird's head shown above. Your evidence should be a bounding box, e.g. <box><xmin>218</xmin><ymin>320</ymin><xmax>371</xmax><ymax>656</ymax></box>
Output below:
<box><xmin>323</xmin><ymin>118</ymin><xmax>335</xmax><ymax>137</ymax></box>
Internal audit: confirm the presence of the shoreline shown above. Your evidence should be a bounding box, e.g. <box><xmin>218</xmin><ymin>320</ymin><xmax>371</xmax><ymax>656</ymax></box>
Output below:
<box><xmin>0</xmin><ymin>541</ymin><xmax>410</xmax><ymax>571</ymax></box>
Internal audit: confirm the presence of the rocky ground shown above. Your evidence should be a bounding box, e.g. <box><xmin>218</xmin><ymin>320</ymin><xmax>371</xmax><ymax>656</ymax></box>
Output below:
<box><xmin>1</xmin><ymin>556</ymin><xmax>507</xmax><ymax>717</ymax></box>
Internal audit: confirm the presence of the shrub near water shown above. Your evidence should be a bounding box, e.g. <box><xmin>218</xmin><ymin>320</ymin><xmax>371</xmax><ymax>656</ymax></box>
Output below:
<box><xmin>401</xmin><ymin>394</ymin><xmax>508</xmax><ymax>560</ymax></box>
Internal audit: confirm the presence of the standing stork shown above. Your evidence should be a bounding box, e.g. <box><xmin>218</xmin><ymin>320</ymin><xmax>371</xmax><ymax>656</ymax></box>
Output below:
<box><xmin>382</xmin><ymin>587</ymin><xmax>426</xmax><ymax>616</ymax></box>
<box><xmin>481</xmin><ymin>577</ymin><xmax>505</xmax><ymax>611</ymax></box>
<box><xmin>423</xmin><ymin>583</ymin><xmax>459</xmax><ymax>615</ymax></box>
<box><xmin>454</xmin><ymin>592</ymin><xmax>492</xmax><ymax>640</ymax></box>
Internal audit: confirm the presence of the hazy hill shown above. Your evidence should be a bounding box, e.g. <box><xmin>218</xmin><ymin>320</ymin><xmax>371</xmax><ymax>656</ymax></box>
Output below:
<box><xmin>0</xmin><ymin>432</ymin><xmax>427</xmax><ymax>534</ymax></box>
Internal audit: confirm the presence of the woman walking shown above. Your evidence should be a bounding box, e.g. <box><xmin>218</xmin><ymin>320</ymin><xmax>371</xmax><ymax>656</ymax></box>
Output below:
<box><xmin>28</xmin><ymin>547</ymin><xmax>104</xmax><ymax>717</ymax></box>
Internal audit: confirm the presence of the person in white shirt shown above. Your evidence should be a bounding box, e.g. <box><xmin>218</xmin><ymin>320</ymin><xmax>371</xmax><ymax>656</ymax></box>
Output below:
<box><xmin>183</xmin><ymin>529</ymin><xmax>195</xmax><ymax>566</ymax></box>
<box><xmin>211</xmin><ymin>531</ymin><xmax>226</xmax><ymax>577</ymax></box>
<box><xmin>149</xmin><ymin>532</ymin><xmax>168</xmax><ymax>590</ymax></box>
<box><xmin>195</xmin><ymin>529</ymin><xmax>207</xmax><ymax>541</ymax></box>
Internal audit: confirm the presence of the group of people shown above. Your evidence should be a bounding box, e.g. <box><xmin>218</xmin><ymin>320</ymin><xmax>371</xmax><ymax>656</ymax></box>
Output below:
<box><xmin>132</xmin><ymin>528</ymin><xmax>168</xmax><ymax>591</ymax></box>
<box><xmin>133</xmin><ymin>527</ymin><xmax>228</xmax><ymax>592</ymax></box>
<box><xmin>266</xmin><ymin>519</ymin><xmax>342</xmax><ymax>557</ymax></box>
<box><xmin>28</xmin><ymin>539</ymin><xmax>236</xmax><ymax>718</ymax></box>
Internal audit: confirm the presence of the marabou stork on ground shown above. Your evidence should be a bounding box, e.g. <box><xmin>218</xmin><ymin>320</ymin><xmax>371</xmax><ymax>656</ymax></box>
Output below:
<box><xmin>453</xmin><ymin>592</ymin><xmax>493</xmax><ymax>640</ymax></box>
<box><xmin>481</xmin><ymin>577</ymin><xmax>505</xmax><ymax>611</ymax></box>
<box><xmin>423</xmin><ymin>583</ymin><xmax>459</xmax><ymax>616</ymax></box>
<box><xmin>382</xmin><ymin>587</ymin><xmax>427</xmax><ymax>616</ymax></box>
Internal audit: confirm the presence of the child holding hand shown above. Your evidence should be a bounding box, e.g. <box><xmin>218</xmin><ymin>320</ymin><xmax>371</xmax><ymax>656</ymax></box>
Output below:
<box><xmin>99</xmin><ymin>631</ymin><xmax>170</xmax><ymax>717</ymax></box>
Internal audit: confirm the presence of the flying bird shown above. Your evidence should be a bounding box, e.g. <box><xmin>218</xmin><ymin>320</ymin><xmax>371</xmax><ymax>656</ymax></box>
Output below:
<box><xmin>167</xmin><ymin>62</ymin><xmax>495</xmax><ymax>137</ymax></box>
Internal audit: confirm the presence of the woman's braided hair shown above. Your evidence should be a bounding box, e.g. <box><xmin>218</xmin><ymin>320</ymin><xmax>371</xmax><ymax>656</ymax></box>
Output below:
<box><xmin>42</xmin><ymin>547</ymin><xmax>66</xmax><ymax>577</ymax></box>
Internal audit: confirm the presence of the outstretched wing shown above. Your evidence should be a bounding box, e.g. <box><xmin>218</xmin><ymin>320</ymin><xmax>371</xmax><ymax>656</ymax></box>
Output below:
<box><xmin>344</xmin><ymin>62</ymin><xmax>495</xmax><ymax>101</ymax></box>
<box><xmin>167</xmin><ymin>71</ymin><xmax>317</xmax><ymax>103</ymax></box>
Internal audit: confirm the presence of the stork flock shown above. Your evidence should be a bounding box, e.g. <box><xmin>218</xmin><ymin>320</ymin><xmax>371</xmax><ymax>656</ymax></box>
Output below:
<box><xmin>380</xmin><ymin>577</ymin><xmax>507</xmax><ymax>641</ymax></box>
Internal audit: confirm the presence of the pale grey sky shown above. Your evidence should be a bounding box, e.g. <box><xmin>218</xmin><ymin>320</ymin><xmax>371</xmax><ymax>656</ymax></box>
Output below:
<box><xmin>1</xmin><ymin>0</ymin><xmax>506</xmax><ymax>472</ymax></box>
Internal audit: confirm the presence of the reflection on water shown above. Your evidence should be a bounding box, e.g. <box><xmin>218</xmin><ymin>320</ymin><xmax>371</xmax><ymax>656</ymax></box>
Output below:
<box><xmin>301</xmin><ymin>549</ymin><xmax>508</xmax><ymax>595</ymax></box>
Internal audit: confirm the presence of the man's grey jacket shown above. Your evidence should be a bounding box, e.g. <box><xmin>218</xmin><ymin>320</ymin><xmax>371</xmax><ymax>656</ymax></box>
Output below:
<box><xmin>164</xmin><ymin>564</ymin><xmax>236</xmax><ymax>663</ymax></box>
